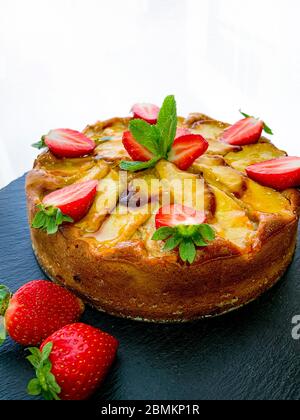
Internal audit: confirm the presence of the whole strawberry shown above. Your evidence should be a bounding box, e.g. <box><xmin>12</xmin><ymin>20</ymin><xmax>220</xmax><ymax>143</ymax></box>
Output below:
<box><xmin>0</xmin><ymin>280</ymin><xmax>84</xmax><ymax>346</ymax></box>
<box><xmin>27</xmin><ymin>323</ymin><xmax>119</xmax><ymax>400</ymax></box>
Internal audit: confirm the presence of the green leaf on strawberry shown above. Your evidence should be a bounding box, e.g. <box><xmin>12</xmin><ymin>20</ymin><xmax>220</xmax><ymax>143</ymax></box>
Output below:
<box><xmin>239</xmin><ymin>109</ymin><xmax>273</xmax><ymax>135</ymax></box>
<box><xmin>152</xmin><ymin>223</ymin><xmax>215</xmax><ymax>264</ymax></box>
<box><xmin>27</xmin><ymin>342</ymin><xmax>61</xmax><ymax>400</ymax></box>
<box><xmin>0</xmin><ymin>285</ymin><xmax>11</xmax><ymax>317</ymax></box>
<box><xmin>32</xmin><ymin>136</ymin><xmax>47</xmax><ymax>150</ymax></box>
<box><xmin>0</xmin><ymin>285</ymin><xmax>10</xmax><ymax>345</ymax></box>
<box><xmin>32</xmin><ymin>204</ymin><xmax>73</xmax><ymax>235</ymax></box>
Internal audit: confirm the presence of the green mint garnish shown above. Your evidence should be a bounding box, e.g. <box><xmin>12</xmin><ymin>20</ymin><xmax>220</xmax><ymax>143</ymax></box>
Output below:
<box><xmin>152</xmin><ymin>224</ymin><xmax>215</xmax><ymax>264</ymax></box>
<box><xmin>32</xmin><ymin>204</ymin><xmax>73</xmax><ymax>235</ymax></box>
<box><xmin>239</xmin><ymin>110</ymin><xmax>273</xmax><ymax>135</ymax></box>
<box><xmin>32</xmin><ymin>136</ymin><xmax>47</xmax><ymax>150</ymax></box>
<box><xmin>120</xmin><ymin>94</ymin><xmax>178</xmax><ymax>172</ymax></box>
<box><xmin>119</xmin><ymin>156</ymin><xmax>162</xmax><ymax>172</ymax></box>
<box><xmin>156</xmin><ymin>95</ymin><xmax>178</xmax><ymax>155</ymax></box>
<box><xmin>27</xmin><ymin>342</ymin><xmax>61</xmax><ymax>400</ymax></box>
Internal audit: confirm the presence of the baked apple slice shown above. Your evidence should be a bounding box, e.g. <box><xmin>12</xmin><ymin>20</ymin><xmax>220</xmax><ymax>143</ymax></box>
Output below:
<box><xmin>225</xmin><ymin>142</ymin><xmax>286</xmax><ymax>172</ymax></box>
<box><xmin>156</xmin><ymin>160</ymin><xmax>215</xmax><ymax>217</ymax></box>
<box><xmin>90</xmin><ymin>205</ymin><xmax>151</xmax><ymax>247</ymax></box>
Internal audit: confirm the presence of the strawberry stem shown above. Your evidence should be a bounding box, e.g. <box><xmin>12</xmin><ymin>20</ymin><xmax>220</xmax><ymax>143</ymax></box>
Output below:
<box><xmin>27</xmin><ymin>342</ymin><xmax>61</xmax><ymax>400</ymax></box>
<box><xmin>0</xmin><ymin>285</ymin><xmax>11</xmax><ymax>346</ymax></box>
<box><xmin>152</xmin><ymin>224</ymin><xmax>215</xmax><ymax>264</ymax></box>
<box><xmin>32</xmin><ymin>204</ymin><xmax>74</xmax><ymax>235</ymax></box>
<box><xmin>0</xmin><ymin>285</ymin><xmax>11</xmax><ymax>317</ymax></box>
<box><xmin>32</xmin><ymin>136</ymin><xmax>47</xmax><ymax>150</ymax></box>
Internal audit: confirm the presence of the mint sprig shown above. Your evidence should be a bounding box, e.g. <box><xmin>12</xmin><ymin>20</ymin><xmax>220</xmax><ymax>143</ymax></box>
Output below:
<box><xmin>239</xmin><ymin>110</ymin><xmax>273</xmax><ymax>135</ymax></box>
<box><xmin>27</xmin><ymin>342</ymin><xmax>61</xmax><ymax>400</ymax></box>
<box><xmin>32</xmin><ymin>136</ymin><xmax>47</xmax><ymax>150</ymax></box>
<box><xmin>32</xmin><ymin>204</ymin><xmax>73</xmax><ymax>235</ymax></box>
<box><xmin>120</xmin><ymin>95</ymin><xmax>178</xmax><ymax>172</ymax></box>
<box><xmin>152</xmin><ymin>224</ymin><xmax>215</xmax><ymax>264</ymax></box>
<box><xmin>157</xmin><ymin>95</ymin><xmax>178</xmax><ymax>155</ymax></box>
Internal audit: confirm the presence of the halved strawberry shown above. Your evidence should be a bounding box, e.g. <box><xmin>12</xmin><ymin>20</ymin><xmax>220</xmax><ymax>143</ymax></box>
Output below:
<box><xmin>168</xmin><ymin>134</ymin><xmax>209</xmax><ymax>170</ymax></box>
<box><xmin>32</xmin><ymin>180</ymin><xmax>98</xmax><ymax>234</ymax></box>
<box><xmin>43</xmin><ymin>180</ymin><xmax>98</xmax><ymax>222</ymax></box>
<box><xmin>131</xmin><ymin>103</ymin><xmax>160</xmax><ymax>124</ymax></box>
<box><xmin>33</xmin><ymin>129</ymin><xmax>96</xmax><ymax>158</ymax></box>
<box><xmin>221</xmin><ymin>118</ymin><xmax>263</xmax><ymax>146</ymax></box>
<box><xmin>246</xmin><ymin>156</ymin><xmax>300</xmax><ymax>190</ymax></box>
<box><xmin>155</xmin><ymin>204</ymin><xmax>206</xmax><ymax>229</ymax></box>
<box><xmin>122</xmin><ymin>131</ymin><xmax>154</xmax><ymax>162</ymax></box>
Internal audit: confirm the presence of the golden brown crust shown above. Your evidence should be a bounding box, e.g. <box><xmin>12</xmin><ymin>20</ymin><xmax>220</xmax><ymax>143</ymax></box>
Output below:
<box><xmin>26</xmin><ymin>114</ymin><xmax>300</xmax><ymax>322</ymax></box>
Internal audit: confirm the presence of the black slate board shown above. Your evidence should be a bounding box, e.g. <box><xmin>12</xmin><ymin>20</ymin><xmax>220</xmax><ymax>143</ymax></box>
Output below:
<box><xmin>0</xmin><ymin>176</ymin><xmax>300</xmax><ymax>401</ymax></box>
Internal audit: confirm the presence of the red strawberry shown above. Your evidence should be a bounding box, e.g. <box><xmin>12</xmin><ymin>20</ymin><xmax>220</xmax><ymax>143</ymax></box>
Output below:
<box><xmin>43</xmin><ymin>180</ymin><xmax>98</xmax><ymax>222</ymax></box>
<box><xmin>221</xmin><ymin>118</ymin><xmax>263</xmax><ymax>146</ymax></box>
<box><xmin>0</xmin><ymin>280</ymin><xmax>84</xmax><ymax>346</ymax></box>
<box><xmin>32</xmin><ymin>180</ymin><xmax>98</xmax><ymax>235</ymax></box>
<box><xmin>122</xmin><ymin>130</ymin><xmax>154</xmax><ymax>162</ymax></box>
<box><xmin>33</xmin><ymin>129</ymin><xmax>96</xmax><ymax>158</ymax></box>
<box><xmin>131</xmin><ymin>103</ymin><xmax>160</xmax><ymax>124</ymax></box>
<box><xmin>27</xmin><ymin>323</ymin><xmax>118</xmax><ymax>400</ymax></box>
<box><xmin>168</xmin><ymin>134</ymin><xmax>209</xmax><ymax>170</ymax></box>
<box><xmin>246</xmin><ymin>156</ymin><xmax>300</xmax><ymax>190</ymax></box>
<box><xmin>156</xmin><ymin>204</ymin><xmax>206</xmax><ymax>229</ymax></box>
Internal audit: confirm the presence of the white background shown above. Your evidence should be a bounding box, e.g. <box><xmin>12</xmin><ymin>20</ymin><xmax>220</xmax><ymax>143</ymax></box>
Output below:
<box><xmin>0</xmin><ymin>0</ymin><xmax>299</xmax><ymax>188</ymax></box>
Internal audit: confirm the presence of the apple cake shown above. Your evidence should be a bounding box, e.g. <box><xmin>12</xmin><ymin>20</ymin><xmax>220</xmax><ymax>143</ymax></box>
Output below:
<box><xmin>26</xmin><ymin>97</ymin><xmax>300</xmax><ymax>322</ymax></box>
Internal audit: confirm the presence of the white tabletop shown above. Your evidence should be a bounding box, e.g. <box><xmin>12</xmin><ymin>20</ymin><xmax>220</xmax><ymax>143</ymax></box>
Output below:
<box><xmin>0</xmin><ymin>0</ymin><xmax>299</xmax><ymax>188</ymax></box>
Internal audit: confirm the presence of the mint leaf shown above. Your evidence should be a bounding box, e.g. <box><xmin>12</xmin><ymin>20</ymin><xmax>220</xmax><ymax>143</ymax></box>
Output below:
<box><xmin>32</xmin><ymin>136</ymin><xmax>46</xmax><ymax>150</ymax></box>
<box><xmin>198</xmin><ymin>224</ymin><xmax>215</xmax><ymax>242</ymax></box>
<box><xmin>129</xmin><ymin>119</ymin><xmax>160</xmax><ymax>155</ymax></box>
<box><xmin>157</xmin><ymin>95</ymin><xmax>177</xmax><ymax>155</ymax></box>
<box><xmin>152</xmin><ymin>227</ymin><xmax>175</xmax><ymax>241</ymax></box>
<box><xmin>179</xmin><ymin>240</ymin><xmax>197</xmax><ymax>264</ymax></box>
<box><xmin>120</xmin><ymin>157</ymin><xmax>161</xmax><ymax>172</ymax></box>
<box><xmin>164</xmin><ymin>235</ymin><xmax>183</xmax><ymax>252</ymax></box>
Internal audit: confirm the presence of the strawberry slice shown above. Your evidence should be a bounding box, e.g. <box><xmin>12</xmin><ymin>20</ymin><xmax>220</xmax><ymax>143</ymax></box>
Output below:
<box><xmin>43</xmin><ymin>180</ymin><xmax>98</xmax><ymax>222</ymax></box>
<box><xmin>32</xmin><ymin>180</ymin><xmax>98</xmax><ymax>234</ymax></box>
<box><xmin>246</xmin><ymin>156</ymin><xmax>300</xmax><ymax>190</ymax></box>
<box><xmin>156</xmin><ymin>204</ymin><xmax>206</xmax><ymax>229</ymax></box>
<box><xmin>36</xmin><ymin>129</ymin><xmax>96</xmax><ymax>158</ymax></box>
<box><xmin>131</xmin><ymin>103</ymin><xmax>160</xmax><ymax>124</ymax></box>
<box><xmin>122</xmin><ymin>131</ymin><xmax>154</xmax><ymax>162</ymax></box>
<box><xmin>168</xmin><ymin>134</ymin><xmax>209</xmax><ymax>170</ymax></box>
<box><xmin>221</xmin><ymin>118</ymin><xmax>263</xmax><ymax>146</ymax></box>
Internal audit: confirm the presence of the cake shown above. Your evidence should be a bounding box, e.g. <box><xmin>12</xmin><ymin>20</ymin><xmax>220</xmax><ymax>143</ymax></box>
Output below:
<box><xmin>26</xmin><ymin>96</ymin><xmax>300</xmax><ymax>322</ymax></box>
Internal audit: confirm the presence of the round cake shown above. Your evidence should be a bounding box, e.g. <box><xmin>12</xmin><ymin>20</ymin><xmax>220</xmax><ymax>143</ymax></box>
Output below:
<box><xmin>26</xmin><ymin>98</ymin><xmax>300</xmax><ymax>322</ymax></box>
